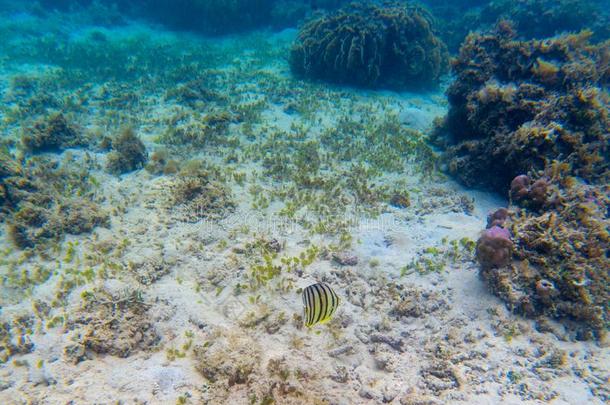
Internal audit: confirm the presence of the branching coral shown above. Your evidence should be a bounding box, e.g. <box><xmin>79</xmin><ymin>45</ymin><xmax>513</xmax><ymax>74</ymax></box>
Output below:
<box><xmin>290</xmin><ymin>1</ymin><xmax>449</xmax><ymax>89</ymax></box>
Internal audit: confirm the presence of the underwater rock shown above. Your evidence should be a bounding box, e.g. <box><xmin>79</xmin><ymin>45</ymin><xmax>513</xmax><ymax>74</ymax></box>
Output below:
<box><xmin>21</xmin><ymin>112</ymin><xmax>86</xmax><ymax>153</ymax></box>
<box><xmin>476</xmin><ymin>226</ymin><xmax>513</xmax><ymax>269</ymax></box>
<box><xmin>290</xmin><ymin>1</ymin><xmax>449</xmax><ymax>89</ymax></box>
<box><xmin>390</xmin><ymin>287</ymin><xmax>448</xmax><ymax>319</ymax></box>
<box><xmin>105</xmin><ymin>127</ymin><xmax>148</xmax><ymax>174</ymax></box>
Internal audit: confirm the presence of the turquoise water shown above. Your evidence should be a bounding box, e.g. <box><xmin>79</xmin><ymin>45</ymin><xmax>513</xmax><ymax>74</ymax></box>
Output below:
<box><xmin>0</xmin><ymin>1</ymin><xmax>608</xmax><ymax>404</ymax></box>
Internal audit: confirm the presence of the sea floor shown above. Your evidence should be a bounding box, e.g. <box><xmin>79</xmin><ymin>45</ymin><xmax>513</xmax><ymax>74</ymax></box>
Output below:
<box><xmin>0</xmin><ymin>11</ymin><xmax>608</xmax><ymax>405</ymax></box>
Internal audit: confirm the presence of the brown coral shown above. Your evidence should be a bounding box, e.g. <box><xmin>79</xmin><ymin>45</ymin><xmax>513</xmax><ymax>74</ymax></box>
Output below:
<box><xmin>290</xmin><ymin>1</ymin><xmax>449</xmax><ymax>89</ymax></box>
<box><xmin>21</xmin><ymin>112</ymin><xmax>86</xmax><ymax>153</ymax></box>
<box><xmin>438</xmin><ymin>27</ymin><xmax>609</xmax><ymax>192</ymax></box>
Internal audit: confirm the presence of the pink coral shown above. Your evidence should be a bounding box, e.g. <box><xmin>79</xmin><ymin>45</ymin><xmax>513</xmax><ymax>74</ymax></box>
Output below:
<box><xmin>476</xmin><ymin>226</ymin><xmax>513</xmax><ymax>269</ymax></box>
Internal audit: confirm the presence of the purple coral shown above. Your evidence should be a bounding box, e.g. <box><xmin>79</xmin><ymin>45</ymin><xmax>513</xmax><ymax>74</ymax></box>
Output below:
<box><xmin>510</xmin><ymin>175</ymin><xmax>548</xmax><ymax>207</ymax></box>
<box><xmin>510</xmin><ymin>175</ymin><xmax>530</xmax><ymax>201</ymax></box>
<box><xmin>486</xmin><ymin>208</ymin><xmax>509</xmax><ymax>228</ymax></box>
<box><xmin>476</xmin><ymin>226</ymin><xmax>513</xmax><ymax>269</ymax></box>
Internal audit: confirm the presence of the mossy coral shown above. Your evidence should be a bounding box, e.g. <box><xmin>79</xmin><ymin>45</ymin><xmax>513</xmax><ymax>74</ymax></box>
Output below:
<box><xmin>2</xmin><ymin>155</ymin><xmax>108</xmax><ymax>249</ymax></box>
<box><xmin>290</xmin><ymin>1</ymin><xmax>449</xmax><ymax>89</ymax></box>
<box><xmin>105</xmin><ymin>127</ymin><xmax>147</xmax><ymax>175</ymax></box>
<box><xmin>21</xmin><ymin>112</ymin><xmax>86</xmax><ymax>153</ymax></box>
<box><xmin>435</xmin><ymin>26</ymin><xmax>609</xmax><ymax>192</ymax></box>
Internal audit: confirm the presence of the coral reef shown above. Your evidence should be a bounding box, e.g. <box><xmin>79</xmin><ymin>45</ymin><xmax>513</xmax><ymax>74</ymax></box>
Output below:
<box><xmin>435</xmin><ymin>26</ymin><xmax>609</xmax><ymax>192</ymax></box>
<box><xmin>290</xmin><ymin>1</ymin><xmax>449</xmax><ymax>89</ymax></box>
<box><xmin>478</xmin><ymin>171</ymin><xmax>609</xmax><ymax>340</ymax></box>
<box><xmin>429</xmin><ymin>0</ymin><xmax>610</xmax><ymax>53</ymax></box>
<box><xmin>105</xmin><ymin>127</ymin><xmax>148</xmax><ymax>175</ymax></box>
<box><xmin>64</xmin><ymin>287</ymin><xmax>160</xmax><ymax>363</ymax></box>
<box><xmin>436</xmin><ymin>25</ymin><xmax>609</xmax><ymax>340</ymax></box>
<box><xmin>478</xmin><ymin>0</ymin><xmax>609</xmax><ymax>42</ymax></box>
<box><xmin>21</xmin><ymin>112</ymin><xmax>86</xmax><ymax>153</ymax></box>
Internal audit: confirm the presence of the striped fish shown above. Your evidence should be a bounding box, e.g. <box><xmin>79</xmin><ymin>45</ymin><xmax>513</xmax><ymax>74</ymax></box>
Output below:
<box><xmin>302</xmin><ymin>282</ymin><xmax>340</xmax><ymax>327</ymax></box>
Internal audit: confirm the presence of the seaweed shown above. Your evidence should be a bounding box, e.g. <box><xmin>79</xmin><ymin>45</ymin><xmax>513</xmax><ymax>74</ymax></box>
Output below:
<box><xmin>163</xmin><ymin>161</ymin><xmax>236</xmax><ymax>222</ymax></box>
<box><xmin>290</xmin><ymin>1</ymin><xmax>449</xmax><ymax>89</ymax></box>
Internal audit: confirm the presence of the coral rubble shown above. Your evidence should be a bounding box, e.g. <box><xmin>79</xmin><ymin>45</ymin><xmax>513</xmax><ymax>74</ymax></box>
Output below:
<box><xmin>64</xmin><ymin>287</ymin><xmax>160</xmax><ymax>363</ymax></box>
<box><xmin>290</xmin><ymin>1</ymin><xmax>449</xmax><ymax>89</ymax></box>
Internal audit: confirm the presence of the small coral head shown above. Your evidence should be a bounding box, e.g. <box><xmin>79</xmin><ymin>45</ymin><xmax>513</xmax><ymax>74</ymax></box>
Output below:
<box><xmin>510</xmin><ymin>174</ymin><xmax>530</xmax><ymax>200</ymax></box>
<box><xmin>487</xmin><ymin>207</ymin><xmax>509</xmax><ymax>228</ymax></box>
<box><xmin>476</xmin><ymin>226</ymin><xmax>513</xmax><ymax>269</ymax></box>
